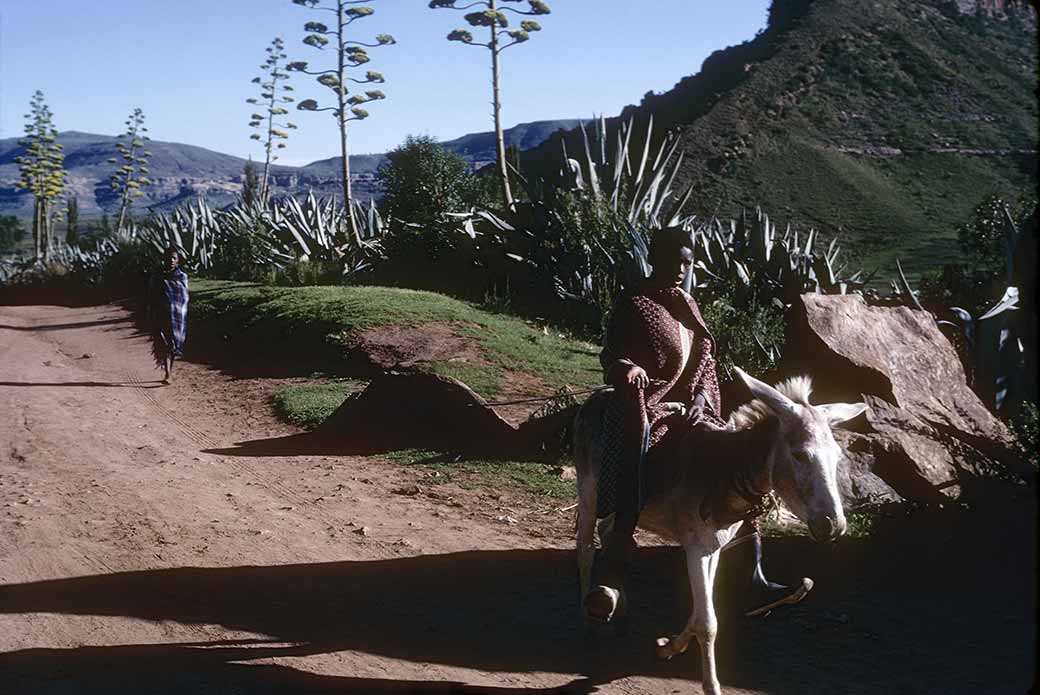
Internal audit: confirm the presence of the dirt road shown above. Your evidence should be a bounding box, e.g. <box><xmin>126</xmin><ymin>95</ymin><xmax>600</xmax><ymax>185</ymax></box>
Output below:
<box><xmin>0</xmin><ymin>302</ymin><xmax>1034</xmax><ymax>694</ymax></box>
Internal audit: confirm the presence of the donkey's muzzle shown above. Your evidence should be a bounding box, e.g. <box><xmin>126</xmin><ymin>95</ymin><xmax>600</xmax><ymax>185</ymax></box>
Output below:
<box><xmin>808</xmin><ymin>515</ymin><xmax>845</xmax><ymax>542</ymax></box>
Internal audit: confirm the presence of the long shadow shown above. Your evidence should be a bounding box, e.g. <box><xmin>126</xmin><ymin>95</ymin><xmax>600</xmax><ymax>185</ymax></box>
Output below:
<box><xmin>203</xmin><ymin>432</ymin><xmax>353</xmax><ymax>458</ymax></box>
<box><xmin>0</xmin><ymin>316</ymin><xmax>131</xmax><ymax>332</ymax></box>
<box><xmin>1</xmin><ymin>641</ymin><xmax>598</xmax><ymax>694</ymax></box>
<box><xmin>0</xmin><ymin>532</ymin><xmax>1034</xmax><ymax>695</ymax></box>
<box><xmin>0</xmin><ymin>548</ymin><xmax>686</xmax><ymax>692</ymax></box>
<box><xmin>0</xmin><ymin>283</ymin><xmax>137</xmax><ymax>308</ymax></box>
<box><xmin>202</xmin><ymin>432</ymin><xmax>548</xmax><ymax>462</ymax></box>
<box><xmin>0</xmin><ymin>380</ymin><xmax>164</xmax><ymax>389</ymax></box>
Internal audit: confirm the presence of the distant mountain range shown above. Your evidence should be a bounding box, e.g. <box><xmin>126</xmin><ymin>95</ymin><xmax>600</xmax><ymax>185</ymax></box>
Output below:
<box><xmin>0</xmin><ymin>119</ymin><xmax>581</xmax><ymax>218</ymax></box>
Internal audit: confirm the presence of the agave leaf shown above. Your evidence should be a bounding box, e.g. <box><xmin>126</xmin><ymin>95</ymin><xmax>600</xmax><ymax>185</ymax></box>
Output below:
<box><xmin>895</xmin><ymin>259</ymin><xmax>925</xmax><ymax>311</ymax></box>
<box><xmin>579</xmin><ymin>120</ymin><xmax>601</xmax><ymax>199</ymax></box>
<box><xmin>978</xmin><ymin>286</ymin><xmax>1019</xmax><ymax>320</ymax></box>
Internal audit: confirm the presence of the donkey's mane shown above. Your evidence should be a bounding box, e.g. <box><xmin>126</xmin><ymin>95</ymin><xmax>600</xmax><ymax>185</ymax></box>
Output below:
<box><xmin>727</xmin><ymin>375</ymin><xmax>813</xmax><ymax>431</ymax></box>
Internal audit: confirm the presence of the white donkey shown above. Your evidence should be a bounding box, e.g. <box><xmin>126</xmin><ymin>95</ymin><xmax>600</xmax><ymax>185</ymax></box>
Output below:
<box><xmin>573</xmin><ymin>367</ymin><xmax>867</xmax><ymax>695</ymax></box>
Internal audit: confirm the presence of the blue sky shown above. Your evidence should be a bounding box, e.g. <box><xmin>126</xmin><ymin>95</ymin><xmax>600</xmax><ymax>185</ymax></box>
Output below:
<box><xmin>2</xmin><ymin>1</ymin><xmax>771</xmax><ymax>166</ymax></box>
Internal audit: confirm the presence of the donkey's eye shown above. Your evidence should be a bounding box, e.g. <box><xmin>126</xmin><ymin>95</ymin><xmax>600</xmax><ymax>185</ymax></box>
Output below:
<box><xmin>791</xmin><ymin>451</ymin><xmax>809</xmax><ymax>465</ymax></box>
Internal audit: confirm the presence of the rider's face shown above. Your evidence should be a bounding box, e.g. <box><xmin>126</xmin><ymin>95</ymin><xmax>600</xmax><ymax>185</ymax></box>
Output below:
<box><xmin>653</xmin><ymin>245</ymin><xmax>694</xmax><ymax>287</ymax></box>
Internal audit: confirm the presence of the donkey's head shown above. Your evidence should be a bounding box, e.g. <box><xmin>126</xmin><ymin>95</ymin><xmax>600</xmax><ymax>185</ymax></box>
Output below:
<box><xmin>731</xmin><ymin>367</ymin><xmax>867</xmax><ymax>542</ymax></box>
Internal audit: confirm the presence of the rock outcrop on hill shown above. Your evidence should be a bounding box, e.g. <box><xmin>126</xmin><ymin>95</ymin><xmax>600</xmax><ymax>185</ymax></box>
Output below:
<box><xmin>782</xmin><ymin>293</ymin><xmax>1024</xmax><ymax>505</ymax></box>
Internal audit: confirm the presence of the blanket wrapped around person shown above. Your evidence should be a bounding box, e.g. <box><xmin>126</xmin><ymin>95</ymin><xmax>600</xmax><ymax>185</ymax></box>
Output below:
<box><xmin>596</xmin><ymin>285</ymin><xmax>724</xmax><ymax>517</ymax></box>
<box><xmin>148</xmin><ymin>265</ymin><xmax>189</xmax><ymax>369</ymax></box>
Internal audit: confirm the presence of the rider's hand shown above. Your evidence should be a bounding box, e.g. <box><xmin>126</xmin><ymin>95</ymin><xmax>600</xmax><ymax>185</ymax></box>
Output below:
<box><xmin>686</xmin><ymin>404</ymin><xmax>705</xmax><ymax>426</ymax></box>
<box><xmin>624</xmin><ymin>365</ymin><xmax>649</xmax><ymax>389</ymax></box>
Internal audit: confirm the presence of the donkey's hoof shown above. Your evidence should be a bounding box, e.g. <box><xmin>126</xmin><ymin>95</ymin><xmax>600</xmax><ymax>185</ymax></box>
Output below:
<box><xmin>584</xmin><ymin>585</ymin><xmax>620</xmax><ymax>624</ymax></box>
<box><xmin>655</xmin><ymin>635</ymin><xmax>688</xmax><ymax>661</ymax></box>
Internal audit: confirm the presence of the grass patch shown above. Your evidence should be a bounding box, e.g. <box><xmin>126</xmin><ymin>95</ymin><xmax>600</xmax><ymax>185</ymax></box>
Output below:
<box><xmin>759</xmin><ymin>510</ymin><xmax>879</xmax><ymax>539</ymax></box>
<box><xmin>418</xmin><ymin>361</ymin><xmax>504</xmax><ymax>397</ymax></box>
<box><xmin>383</xmin><ymin>449</ymin><xmax>575</xmax><ymax>499</ymax></box>
<box><xmin>189</xmin><ymin>280</ymin><xmax>601</xmax><ymax>398</ymax></box>
<box><xmin>272</xmin><ymin>380</ymin><xmax>366</xmax><ymax>430</ymax></box>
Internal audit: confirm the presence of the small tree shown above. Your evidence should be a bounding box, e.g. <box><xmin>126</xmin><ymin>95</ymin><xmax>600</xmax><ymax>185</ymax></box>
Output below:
<box><xmin>287</xmin><ymin>0</ymin><xmax>393</xmax><ymax>219</ymax></box>
<box><xmin>66</xmin><ymin>194</ymin><xmax>80</xmax><ymax>246</ymax></box>
<box><xmin>377</xmin><ymin>134</ymin><xmax>494</xmax><ymax>258</ymax></box>
<box><xmin>243</xmin><ymin>158</ymin><xmax>261</xmax><ymax>206</ymax></box>
<box><xmin>15</xmin><ymin>90</ymin><xmax>67</xmax><ymax>261</ymax></box>
<box><xmin>247</xmin><ymin>37</ymin><xmax>297</xmax><ymax>203</ymax></box>
<box><xmin>0</xmin><ymin>216</ymin><xmax>26</xmax><ymax>253</ymax></box>
<box><xmin>429</xmin><ymin>0</ymin><xmax>551</xmax><ymax>210</ymax></box>
<box><xmin>107</xmin><ymin>108</ymin><xmax>153</xmax><ymax>234</ymax></box>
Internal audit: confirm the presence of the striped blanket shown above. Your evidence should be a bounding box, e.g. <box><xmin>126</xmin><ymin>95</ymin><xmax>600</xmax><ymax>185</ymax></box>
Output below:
<box><xmin>150</xmin><ymin>267</ymin><xmax>189</xmax><ymax>366</ymax></box>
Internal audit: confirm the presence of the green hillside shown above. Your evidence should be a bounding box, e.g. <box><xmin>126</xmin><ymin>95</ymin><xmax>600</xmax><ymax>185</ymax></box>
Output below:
<box><xmin>525</xmin><ymin>0</ymin><xmax>1037</xmax><ymax>279</ymax></box>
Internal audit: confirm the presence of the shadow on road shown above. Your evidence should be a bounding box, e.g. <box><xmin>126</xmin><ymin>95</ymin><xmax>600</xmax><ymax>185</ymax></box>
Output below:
<box><xmin>0</xmin><ymin>316</ymin><xmax>132</xmax><ymax>332</ymax></box>
<box><xmin>1</xmin><ymin>640</ymin><xmax>599</xmax><ymax>694</ymax></box>
<box><xmin>0</xmin><ymin>380</ymin><xmax>165</xmax><ymax>388</ymax></box>
<box><xmin>0</xmin><ymin>519</ymin><xmax>1034</xmax><ymax>694</ymax></box>
<box><xmin>202</xmin><ymin>432</ymin><xmax>361</xmax><ymax>458</ymax></box>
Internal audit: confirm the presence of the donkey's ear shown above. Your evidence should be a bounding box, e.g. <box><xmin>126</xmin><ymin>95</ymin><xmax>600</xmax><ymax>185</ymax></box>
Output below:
<box><xmin>732</xmin><ymin>366</ymin><xmax>797</xmax><ymax>417</ymax></box>
<box><xmin>816</xmin><ymin>402</ymin><xmax>868</xmax><ymax>427</ymax></box>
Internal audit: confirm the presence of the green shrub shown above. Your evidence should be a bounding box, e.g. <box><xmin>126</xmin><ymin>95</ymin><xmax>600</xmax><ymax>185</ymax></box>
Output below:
<box><xmin>377</xmin><ymin>135</ymin><xmax>495</xmax><ymax>260</ymax></box>
<box><xmin>0</xmin><ymin>216</ymin><xmax>25</xmax><ymax>252</ymax></box>
<box><xmin>273</xmin><ymin>256</ymin><xmax>344</xmax><ymax>287</ymax></box>
<box><xmin>699</xmin><ymin>284</ymin><xmax>784</xmax><ymax>378</ymax></box>
<box><xmin>208</xmin><ymin>229</ymin><xmax>275</xmax><ymax>283</ymax></box>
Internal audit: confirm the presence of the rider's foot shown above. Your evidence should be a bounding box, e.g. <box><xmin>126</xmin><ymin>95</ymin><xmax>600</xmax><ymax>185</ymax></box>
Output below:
<box><xmin>744</xmin><ymin>577</ymin><xmax>813</xmax><ymax>617</ymax></box>
<box><xmin>584</xmin><ymin>585</ymin><xmax>622</xmax><ymax>624</ymax></box>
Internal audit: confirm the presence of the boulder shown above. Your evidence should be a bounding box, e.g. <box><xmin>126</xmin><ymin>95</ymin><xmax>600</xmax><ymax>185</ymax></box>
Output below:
<box><xmin>832</xmin><ymin>430</ymin><xmax>901</xmax><ymax>505</ymax></box>
<box><xmin>317</xmin><ymin>371</ymin><xmax>572</xmax><ymax>459</ymax></box>
<box><xmin>783</xmin><ymin>294</ymin><xmax>1022</xmax><ymax>504</ymax></box>
<box><xmin>318</xmin><ymin>371</ymin><xmax>520</xmax><ymax>455</ymax></box>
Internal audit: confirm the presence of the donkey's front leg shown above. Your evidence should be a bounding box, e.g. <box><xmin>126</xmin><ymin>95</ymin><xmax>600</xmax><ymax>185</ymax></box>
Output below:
<box><xmin>656</xmin><ymin>547</ymin><xmax>722</xmax><ymax>695</ymax></box>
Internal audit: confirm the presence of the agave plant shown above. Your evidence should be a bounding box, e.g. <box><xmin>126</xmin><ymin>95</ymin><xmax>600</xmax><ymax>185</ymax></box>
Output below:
<box><xmin>454</xmin><ymin>115</ymin><xmax>697</xmax><ymax>318</ymax></box>
<box><xmin>557</xmin><ymin>114</ymin><xmax>695</xmax><ymax>229</ymax></box>
<box><xmin>454</xmin><ymin>115</ymin><xmax>870</xmax><ymax>336</ymax></box>
<box><xmin>138</xmin><ymin>197</ymin><xmax>223</xmax><ymax>271</ymax></box>
<box><xmin>130</xmin><ymin>193</ymin><xmax>385</xmax><ymax>280</ymax></box>
<box><xmin>922</xmin><ymin>205</ymin><xmax>1032</xmax><ymax>414</ymax></box>
<box><xmin>687</xmin><ymin>208</ymin><xmax>871</xmax><ymax>305</ymax></box>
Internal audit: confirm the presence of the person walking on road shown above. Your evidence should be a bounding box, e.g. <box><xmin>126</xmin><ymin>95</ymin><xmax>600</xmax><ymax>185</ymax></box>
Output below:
<box><xmin>149</xmin><ymin>246</ymin><xmax>189</xmax><ymax>384</ymax></box>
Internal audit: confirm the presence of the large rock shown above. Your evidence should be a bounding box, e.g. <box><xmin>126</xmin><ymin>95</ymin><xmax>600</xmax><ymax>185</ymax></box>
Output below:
<box><xmin>832</xmin><ymin>430</ymin><xmax>901</xmax><ymax>505</ymax></box>
<box><xmin>318</xmin><ymin>371</ymin><xmax>519</xmax><ymax>455</ymax></box>
<box><xmin>317</xmin><ymin>371</ymin><xmax>573</xmax><ymax>459</ymax></box>
<box><xmin>783</xmin><ymin>294</ymin><xmax>1022</xmax><ymax>504</ymax></box>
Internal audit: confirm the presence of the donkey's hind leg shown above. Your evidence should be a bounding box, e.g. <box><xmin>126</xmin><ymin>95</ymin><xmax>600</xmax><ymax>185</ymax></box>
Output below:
<box><xmin>576</xmin><ymin>476</ymin><xmax>598</xmax><ymax>613</ymax></box>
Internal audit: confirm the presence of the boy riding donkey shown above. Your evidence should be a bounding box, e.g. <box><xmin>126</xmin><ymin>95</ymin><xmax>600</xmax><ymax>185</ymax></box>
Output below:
<box><xmin>584</xmin><ymin>226</ymin><xmax>811</xmax><ymax>624</ymax></box>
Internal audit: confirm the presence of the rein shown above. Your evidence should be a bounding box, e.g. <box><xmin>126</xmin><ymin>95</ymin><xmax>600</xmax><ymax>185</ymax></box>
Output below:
<box><xmin>478</xmin><ymin>378</ymin><xmax>673</xmax><ymax>408</ymax></box>
<box><xmin>726</xmin><ymin>428</ymin><xmax>780</xmax><ymax>522</ymax></box>
<box><xmin>478</xmin><ymin>385</ymin><xmax>614</xmax><ymax>407</ymax></box>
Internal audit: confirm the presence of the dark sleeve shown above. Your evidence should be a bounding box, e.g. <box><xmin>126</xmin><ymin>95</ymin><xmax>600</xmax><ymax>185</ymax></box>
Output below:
<box><xmin>600</xmin><ymin>295</ymin><xmax>642</xmax><ymax>386</ymax></box>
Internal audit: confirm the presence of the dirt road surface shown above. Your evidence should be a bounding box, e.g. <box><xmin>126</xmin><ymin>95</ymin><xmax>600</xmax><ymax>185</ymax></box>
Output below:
<box><xmin>1</xmin><ymin>302</ymin><xmax>1034</xmax><ymax>694</ymax></box>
